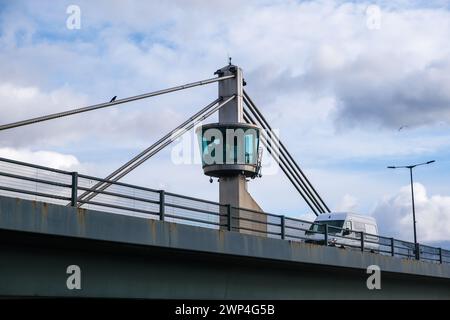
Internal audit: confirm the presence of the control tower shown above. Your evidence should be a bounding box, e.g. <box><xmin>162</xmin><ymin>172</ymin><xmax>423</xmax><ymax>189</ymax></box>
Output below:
<box><xmin>196</xmin><ymin>64</ymin><xmax>266</xmax><ymax>233</ymax></box>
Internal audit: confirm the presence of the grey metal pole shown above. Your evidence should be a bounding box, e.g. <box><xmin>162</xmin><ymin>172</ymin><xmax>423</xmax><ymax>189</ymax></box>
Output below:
<box><xmin>159</xmin><ymin>190</ymin><xmax>165</xmax><ymax>221</ymax></box>
<box><xmin>256</xmin><ymin>130</ymin><xmax>319</xmax><ymax>215</ymax></box>
<box><xmin>244</xmin><ymin>109</ymin><xmax>322</xmax><ymax>212</ymax></box>
<box><xmin>227</xmin><ymin>205</ymin><xmax>232</xmax><ymax>231</ymax></box>
<box><xmin>243</xmin><ymin>110</ymin><xmax>320</xmax><ymax>215</ymax></box>
<box><xmin>70</xmin><ymin>172</ymin><xmax>78</xmax><ymax>207</ymax></box>
<box><xmin>410</xmin><ymin>167</ymin><xmax>418</xmax><ymax>247</ymax></box>
<box><xmin>76</xmin><ymin>96</ymin><xmax>235</xmax><ymax>206</ymax></box>
<box><xmin>0</xmin><ymin>75</ymin><xmax>235</xmax><ymax>131</ymax></box>
<box><xmin>281</xmin><ymin>216</ymin><xmax>286</xmax><ymax>240</ymax></box>
<box><xmin>360</xmin><ymin>231</ymin><xmax>365</xmax><ymax>252</ymax></box>
<box><xmin>387</xmin><ymin>160</ymin><xmax>435</xmax><ymax>257</ymax></box>
<box><xmin>243</xmin><ymin>93</ymin><xmax>330</xmax><ymax>213</ymax></box>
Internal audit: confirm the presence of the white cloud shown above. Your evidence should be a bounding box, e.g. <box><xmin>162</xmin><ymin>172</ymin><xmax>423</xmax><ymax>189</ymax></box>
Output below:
<box><xmin>0</xmin><ymin>0</ymin><xmax>450</xmax><ymax>251</ymax></box>
<box><xmin>337</xmin><ymin>194</ymin><xmax>359</xmax><ymax>212</ymax></box>
<box><xmin>0</xmin><ymin>81</ymin><xmax>189</xmax><ymax>149</ymax></box>
<box><xmin>3</xmin><ymin>1</ymin><xmax>450</xmax><ymax>155</ymax></box>
<box><xmin>372</xmin><ymin>183</ymin><xmax>450</xmax><ymax>243</ymax></box>
<box><xmin>0</xmin><ymin>147</ymin><xmax>81</xmax><ymax>171</ymax></box>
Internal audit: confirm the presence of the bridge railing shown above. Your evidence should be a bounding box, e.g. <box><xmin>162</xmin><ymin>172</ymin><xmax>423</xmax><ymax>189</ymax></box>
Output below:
<box><xmin>0</xmin><ymin>156</ymin><xmax>226</xmax><ymax>230</ymax></box>
<box><xmin>0</xmin><ymin>156</ymin><xmax>449</xmax><ymax>265</ymax></box>
<box><xmin>217</xmin><ymin>206</ymin><xmax>450</xmax><ymax>265</ymax></box>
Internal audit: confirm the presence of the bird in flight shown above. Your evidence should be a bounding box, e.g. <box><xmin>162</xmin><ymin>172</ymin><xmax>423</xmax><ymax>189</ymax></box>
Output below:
<box><xmin>110</xmin><ymin>96</ymin><xmax>117</xmax><ymax>103</ymax></box>
<box><xmin>398</xmin><ymin>125</ymin><xmax>408</xmax><ymax>131</ymax></box>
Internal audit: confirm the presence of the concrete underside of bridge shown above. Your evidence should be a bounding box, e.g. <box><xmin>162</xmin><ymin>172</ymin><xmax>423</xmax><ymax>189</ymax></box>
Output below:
<box><xmin>0</xmin><ymin>196</ymin><xmax>449</xmax><ymax>299</ymax></box>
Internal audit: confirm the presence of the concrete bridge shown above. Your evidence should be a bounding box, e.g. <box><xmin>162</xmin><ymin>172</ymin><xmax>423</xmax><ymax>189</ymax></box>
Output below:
<box><xmin>0</xmin><ymin>195</ymin><xmax>449</xmax><ymax>299</ymax></box>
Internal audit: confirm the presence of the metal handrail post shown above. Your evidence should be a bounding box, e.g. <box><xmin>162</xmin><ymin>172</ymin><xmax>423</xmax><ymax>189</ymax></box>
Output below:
<box><xmin>281</xmin><ymin>216</ymin><xmax>286</xmax><ymax>240</ymax></box>
<box><xmin>70</xmin><ymin>172</ymin><xmax>78</xmax><ymax>207</ymax></box>
<box><xmin>227</xmin><ymin>205</ymin><xmax>232</xmax><ymax>231</ymax></box>
<box><xmin>159</xmin><ymin>190</ymin><xmax>165</xmax><ymax>221</ymax></box>
<box><xmin>360</xmin><ymin>232</ymin><xmax>365</xmax><ymax>252</ymax></box>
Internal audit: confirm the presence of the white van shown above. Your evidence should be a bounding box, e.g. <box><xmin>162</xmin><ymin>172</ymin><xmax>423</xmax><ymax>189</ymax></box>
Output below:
<box><xmin>305</xmin><ymin>212</ymin><xmax>379</xmax><ymax>251</ymax></box>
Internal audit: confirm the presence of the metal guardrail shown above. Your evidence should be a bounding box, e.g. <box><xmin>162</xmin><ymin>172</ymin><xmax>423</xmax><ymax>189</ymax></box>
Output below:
<box><xmin>0</xmin><ymin>156</ymin><xmax>449</xmax><ymax>265</ymax></box>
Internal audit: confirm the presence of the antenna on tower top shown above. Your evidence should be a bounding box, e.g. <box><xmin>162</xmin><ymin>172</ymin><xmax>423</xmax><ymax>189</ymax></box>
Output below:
<box><xmin>228</xmin><ymin>55</ymin><xmax>232</xmax><ymax>65</ymax></box>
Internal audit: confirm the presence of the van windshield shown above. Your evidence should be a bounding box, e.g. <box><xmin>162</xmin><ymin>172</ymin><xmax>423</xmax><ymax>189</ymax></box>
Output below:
<box><xmin>307</xmin><ymin>220</ymin><xmax>345</xmax><ymax>235</ymax></box>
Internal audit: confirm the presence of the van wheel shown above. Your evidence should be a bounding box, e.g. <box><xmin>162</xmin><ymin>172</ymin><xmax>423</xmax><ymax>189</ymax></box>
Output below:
<box><xmin>340</xmin><ymin>245</ymin><xmax>345</xmax><ymax>249</ymax></box>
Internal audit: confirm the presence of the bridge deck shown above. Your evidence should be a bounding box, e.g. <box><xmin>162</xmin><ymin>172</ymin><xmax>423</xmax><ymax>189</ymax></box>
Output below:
<box><xmin>0</xmin><ymin>195</ymin><xmax>449</xmax><ymax>299</ymax></box>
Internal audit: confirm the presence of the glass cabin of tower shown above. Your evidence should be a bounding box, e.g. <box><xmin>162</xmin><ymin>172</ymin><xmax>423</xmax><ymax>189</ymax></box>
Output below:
<box><xmin>196</xmin><ymin>123</ymin><xmax>261</xmax><ymax>178</ymax></box>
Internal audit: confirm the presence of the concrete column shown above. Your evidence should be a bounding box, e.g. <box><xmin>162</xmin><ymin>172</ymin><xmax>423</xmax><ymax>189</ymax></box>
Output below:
<box><xmin>216</xmin><ymin>64</ymin><xmax>266</xmax><ymax>235</ymax></box>
<box><xmin>217</xmin><ymin>64</ymin><xmax>244</xmax><ymax>123</ymax></box>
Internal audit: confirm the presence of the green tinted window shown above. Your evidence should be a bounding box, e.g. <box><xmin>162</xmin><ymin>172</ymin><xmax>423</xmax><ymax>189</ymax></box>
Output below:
<box><xmin>198</xmin><ymin>126</ymin><xmax>259</xmax><ymax>166</ymax></box>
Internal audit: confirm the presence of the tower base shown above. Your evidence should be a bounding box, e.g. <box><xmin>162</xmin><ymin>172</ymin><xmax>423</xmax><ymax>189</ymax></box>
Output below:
<box><xmin>220</xmin><ymin>175</ymin><xmax>267</xmax><ymax>236</ymax></box>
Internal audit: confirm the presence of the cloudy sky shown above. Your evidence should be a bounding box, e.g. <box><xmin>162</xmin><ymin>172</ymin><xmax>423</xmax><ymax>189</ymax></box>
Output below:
<box><xmin>0</xmin><ymin>0</ymin><xmax>449</xmax><ymax>248</ymax></box>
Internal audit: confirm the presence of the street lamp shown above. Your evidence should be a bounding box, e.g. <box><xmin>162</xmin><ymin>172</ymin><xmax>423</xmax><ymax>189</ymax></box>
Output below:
<box><xmin>387</xmin><ymin>160</ymin><xmax>435</xmax><ymax>258</ymax></box>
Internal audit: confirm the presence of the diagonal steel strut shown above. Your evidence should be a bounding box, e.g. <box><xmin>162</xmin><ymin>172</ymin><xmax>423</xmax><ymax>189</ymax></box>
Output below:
<box><xmin>243</xmin><ymin>110</ymin><xmax>319</xmax><ymax>216</ymax></box>
<box><xmin>74</xmin><ymin>95</ymin><xmax>236</xmax><ymax>207</ymax></box>
<box><xmin>244</xmin><ymin>107</ymin><xmax>324</xmax><ymax>214</ymax></box>
<box><xmin>243</xmin><ymin>91</ymin><xmax>330</xmax><ymax>214</ymax></box>
<box><xmin>0</xmin><ymin>75</ymin><xmax>234</xmax><ymax>131</ymax></box>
